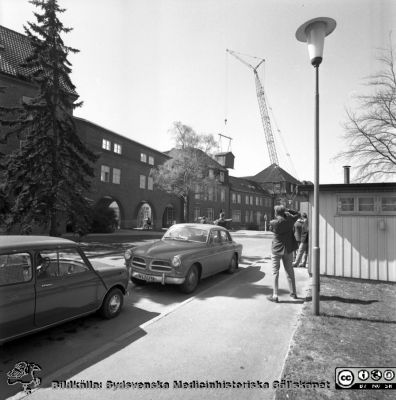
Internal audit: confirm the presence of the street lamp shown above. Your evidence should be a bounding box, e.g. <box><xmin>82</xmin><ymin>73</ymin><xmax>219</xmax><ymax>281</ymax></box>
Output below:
<box><xmin>296</xmin><ymin>17</ymin><xmax>336</xmax><ymax>316</ymax></box>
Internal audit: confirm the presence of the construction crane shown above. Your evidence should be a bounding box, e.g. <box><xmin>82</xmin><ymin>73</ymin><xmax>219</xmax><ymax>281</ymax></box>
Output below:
<box><xmin>226</xmin><ymin>48</ymin><xmax>279</xmax><ymax>165</ymax></box>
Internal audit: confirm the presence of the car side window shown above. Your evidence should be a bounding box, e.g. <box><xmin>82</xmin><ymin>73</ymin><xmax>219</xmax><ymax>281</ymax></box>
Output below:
<box><xmin>0</xmin><ymin>252</ymin><xmax>32</xmax><ymax>285</ymax></box>
<box><xmin>209</xmin><ymin>230</ymin><xmax>222</xmax><ymax>244</ymax></box>
<box><xmin>58</xmin><ymin>248</ymin><xmax>90</xmax><ymax>276</ymax></box>
<box><xmin>36</xmin><ymin>250</ymin><xmax>59</xmax><ymax>279</ymax></box>
<box><xmin>220</xmin><ymin>230</ymin><xmax>231</xmax><ymax>243</ymax></box>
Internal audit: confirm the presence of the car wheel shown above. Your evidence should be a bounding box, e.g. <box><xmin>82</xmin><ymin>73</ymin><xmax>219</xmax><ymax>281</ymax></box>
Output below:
<box><xmin>100</xmin><ymin>288</ymin><xmax>124</xmax><ymax>319</ymax></box>
<box><xmin>226</xmin><ymin>254</ymin><xmax>238</xmax><ymax>274</ymax></box>
<box><xmin>131</xmin><ymin>277</ymin><xmax>146</xmax><ymax>285</ymax></box>
<box><xmin>180</xmin><ymin>264</ymin><xmax>199</xmax><ymax>294</ymax></box>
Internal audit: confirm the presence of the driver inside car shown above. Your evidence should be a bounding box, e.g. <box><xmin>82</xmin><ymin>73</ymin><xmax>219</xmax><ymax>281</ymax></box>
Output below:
<box><xmin>36</xmin><ymin>254</ymin><xmax>52</xmax><ymax>279</ymax></box>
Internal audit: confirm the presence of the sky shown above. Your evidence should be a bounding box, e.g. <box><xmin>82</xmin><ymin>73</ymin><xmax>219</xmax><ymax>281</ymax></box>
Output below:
<box><xmin>1</xmin><ymin>0</ymin><xmax>395</xmax><ymax>184</ymax></box>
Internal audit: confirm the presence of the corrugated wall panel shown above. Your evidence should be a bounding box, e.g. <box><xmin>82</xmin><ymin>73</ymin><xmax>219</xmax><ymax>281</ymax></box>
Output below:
<box><xmin>359</xmin><ymin>217</ymin><xmax>370</xmax><ymax>280</ymax></box>
<box><xmin>368</xmin><ymin>218</ymin><xmax>378</xmax><ymax>280</ymax></box>
<box><xmin>342</xmin><ymin>217</ymin><xmax>353</xmax><ymax>278</ymax></box>
<box><xmin>313</xmin><ymin>192</ymin><xmax>395</xmax><ymax>282</ymax></box>
<box><xmin>351</xmin><ymin>216</ymin><xmax>361</xmax><ymax>278</ymax></box>
<box><xmin>377</xmin><ymin>218</ymin><xmax>388</xmax><ymax>281</ymax></box>
<box><xmin>326</xmin><ymin>217</ymin><xmax>335</xmax><ymax>276</ymax></box>
<box><xmin>387</xmin><ymin>217</ymin><xmax>396</xmax><ymax>281</ymax></box>
<box><xmin>334</xmin><ymin>216</ymin><xmax>344</xmax><ymax>277</ymax></box>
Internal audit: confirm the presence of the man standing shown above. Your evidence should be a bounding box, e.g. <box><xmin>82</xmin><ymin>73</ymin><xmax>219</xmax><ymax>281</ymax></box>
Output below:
<box><xmin>293</xmin><ymin>212</ymin><xmax>309</xmax><ymax>268</ymax></box>
<box><xmin>293</xmin><ymin>214</ymin><xmax>304</xmax><ymax>261</ymax></box>
<box><xmin>267</xmin><ymin>205</ymin><xmax>300</xmax><ymax>303</ymax></box>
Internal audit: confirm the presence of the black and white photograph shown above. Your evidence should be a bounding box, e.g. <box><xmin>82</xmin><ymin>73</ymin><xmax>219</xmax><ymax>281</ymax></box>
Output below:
<box><xmin>0</xmin><ymin>0</ymin><xmax>395</xmax><ymax>399</ymax></box>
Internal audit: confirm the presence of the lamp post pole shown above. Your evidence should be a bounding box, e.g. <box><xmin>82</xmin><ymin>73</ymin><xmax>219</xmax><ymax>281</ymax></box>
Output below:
<box><xmin>312</xmin><ymin>63</ymin><xmax>320</xmax><ymax>315</ymax></box>
<box><xmin>296</xmin><ymin>17</ymin><xmax>336</xmax><ymax>316</ymax></box>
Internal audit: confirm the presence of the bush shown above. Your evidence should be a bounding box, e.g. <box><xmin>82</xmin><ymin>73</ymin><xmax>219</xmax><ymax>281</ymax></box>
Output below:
<box><xmin>89</xmin><ymin>204</ymin><xmax>118</xmax><ymax>233</ymax></box>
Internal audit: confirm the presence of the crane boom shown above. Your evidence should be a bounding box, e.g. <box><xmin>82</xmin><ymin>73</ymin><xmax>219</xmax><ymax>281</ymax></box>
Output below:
<box><xmin>226</xmin><ymin>49</ymin><xmax>279</xmax><ymax>165</ymax></box>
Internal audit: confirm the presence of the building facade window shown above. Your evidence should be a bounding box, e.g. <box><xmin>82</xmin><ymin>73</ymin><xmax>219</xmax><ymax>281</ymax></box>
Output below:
<box><xmin>237</xmin><ymin>194</ymin><xmax>241</xmax><ymax>204</ymax></box>
<box><xmin>358</xmin><ymin>197</ymin><xmax>375</xmax><ymax>212</ymax></box>
<box><xmin>206</xmin><ymin>208</ymin><xmax>214</xmax><ymax>221</ymax></box>
<box><xmin>219</xmin><ymin>171</ymin><xmax>225</xmax><ymax>182</ymax></box>
<box><xmin>148</xmin><ymin>176</ymin><xmax>154</xmax><ymax>190</ymax></box>
<box><xmin>381</xmin><ymin>196</ymin><xmax>396</xmax><ymax>212</ymax></box>
<box><xmin>245</xmin><ymin>210</ymin><xmax>249</xmax><ymax>223</ymax></box>
<box><xmin>194</xmin><ymin>207</ymin><xmax>200</xmax><ymax>221</ymax></box>
<box><xmin>140</xmin><ymin>153</ymin><xmax>147</xmax><ymax>163</ymax></box>
<box><xmin>250</xmin><ymin>196</ymin><xmax>254</xmax><ymax>205</ymax></box>
<box><xmin>148</xmin><ymin>156</ymin><xmax>154</xmax><ymax>165</ymax></box>
<box><xmin>194</xmin><ymin>184</ymin><xmax>201</xmax><ymax>200</ymax></box>
<box><xmin>256</xmin><ymin>211</ymin><xmax>261</xmax><ymax>225</ymax></box>
<box><xmin>140</xmin><ymin>175</ymin><xmax>146</xmax><ymax>189</ymax></box>
<box><xmin>114</xmin><ymin>143</ymin><xmax>122</xmax><ymax>154</ymax></box>
<box><xmin>208</xmin><ymin>187</ymin><xmax>214</xmax><ymax>201</ymax></box>
<box><xmin>256</xmin><ymin>197</ymin><xmax>260</xmax><ymax>206</ymax></box>
<box><xmin>338</xmin><ymin>197</ymin><xmax>355</xmax><ymax>212</ymax></box>
<box><xmin>208</xmin><ymin>169</ymin><xmax>214</xmax><ymax>179</ymax></box>
<box><xmin>232</xmin><ymin>193</ymin><xmax>236</xmax><ymax>204</ymax></box>
<box><xmin>232</xmin><ymin>210</ymin><xmax>241</xmax><ymax>222</ymax></box>
<box><xmin>112</xmin><ymin>168</ymin><xmax>121</xmax><ymax>184</ymax></box>
<box><xmin>245</xmin><ymin>195</ymin><xmax>249</xmax><ymax>204</ymax></box>
<box><xmin>102</xmin><ymin>139</ymin><xmax>111</xmax><ymax>151</ymax></box>
<box><xmin>220</xmin><ymin>189</ymin><xmax>226</xmax><ymax>202</ymax></box>
<box><xmin>101</xmin><ymin>165</ymin><xmax>110</xmax><ymax>182</ymax></box>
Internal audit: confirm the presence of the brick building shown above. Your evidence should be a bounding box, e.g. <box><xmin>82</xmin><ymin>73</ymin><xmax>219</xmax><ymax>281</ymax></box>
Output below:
<box><xmin>74</xmin><ymin>118</ymin><xmax>182</xmax><ymax>230</ymax></box>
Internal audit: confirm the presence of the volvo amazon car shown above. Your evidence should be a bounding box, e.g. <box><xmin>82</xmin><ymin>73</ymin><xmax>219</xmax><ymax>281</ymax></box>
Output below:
<box><xmin>124</xmin><ymin>223</ymin><xmax>243</xmax><ymax>293</ymax></box>
<box><xmin>0</xmin><ymin>236</ymin><xmax>130</xmax><ymax>345</ymax></box>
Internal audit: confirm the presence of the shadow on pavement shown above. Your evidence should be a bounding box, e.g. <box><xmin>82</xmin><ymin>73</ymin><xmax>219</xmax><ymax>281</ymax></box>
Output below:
<box><xmin>305</xmin><ymin>295</ymin><xmax>379</xmax><ymax>304</ymax></box>
<box><xmin>320</xmin><ymin>312</ymin><xmax>396</xmax><ymax>325</ymax></box>
<box><xmin>0</xmin><ymin>305</ymin><xmax>158</xmax><ymax>399</ymax></box>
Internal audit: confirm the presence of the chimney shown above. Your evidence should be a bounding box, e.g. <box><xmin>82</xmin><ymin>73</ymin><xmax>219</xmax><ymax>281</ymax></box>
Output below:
<box><xmin>343</xmin><ymin>165</ymin><xmax>351</xmax><ymax>184</ymax></box>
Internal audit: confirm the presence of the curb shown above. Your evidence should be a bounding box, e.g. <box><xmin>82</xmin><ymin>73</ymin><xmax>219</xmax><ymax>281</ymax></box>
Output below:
<box><xmin>274</xmin><ymin>277</ymin><xmax>312</xmax><ymax>400</ymax></box>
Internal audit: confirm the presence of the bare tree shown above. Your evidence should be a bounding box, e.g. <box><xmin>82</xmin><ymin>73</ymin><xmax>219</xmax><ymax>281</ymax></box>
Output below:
<box><xmin>336</xmin><ymin>44</ymin><xmax>396</xmax><ymax>182</ymax></box>
<box><xmin>169</xmin><ymin>121</ymin><xmax>219</xmax><ymax>154</ymax></box>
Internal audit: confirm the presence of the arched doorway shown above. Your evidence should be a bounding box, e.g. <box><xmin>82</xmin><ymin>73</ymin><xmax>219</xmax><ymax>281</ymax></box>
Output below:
<box><xmin>137</xmin><ymin>203</ymin><xmax>152</xmax><ymax>229</ymax></box>
<box><xmin>109</xmin><ymin>201</ymin><xmax>120</xmax><ymax>230</ymax></box>
<box><xmin>92</xmin><ymin>197</ymin><xmax>123</xmax><ymax>232</ymax></box>
<box><xmin>162</xmin><ymin>205</ymin><xmax>175</xmax><ymax>228</ymax></box>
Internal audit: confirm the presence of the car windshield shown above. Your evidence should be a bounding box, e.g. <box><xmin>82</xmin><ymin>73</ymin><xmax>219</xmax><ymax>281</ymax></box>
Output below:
<box><xmin>163</xmin><ymin>226</ymin><xmax>208</xmax><ymax>243</ymax></box>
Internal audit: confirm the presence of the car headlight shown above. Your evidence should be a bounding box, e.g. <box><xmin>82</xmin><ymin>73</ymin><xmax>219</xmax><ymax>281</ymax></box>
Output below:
<box><xmin>124</xmin><ymin>249</ymin><xmax>133</xmax><ymax>261</ymax></box>
<box><xmin>171</xmin><ymin>255</ymin><xmax>181</xmax><ymax>267</ymax></box>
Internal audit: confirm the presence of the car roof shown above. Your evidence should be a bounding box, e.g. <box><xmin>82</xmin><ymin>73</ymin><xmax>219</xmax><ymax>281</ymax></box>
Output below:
<box><xmin>0</xmin><ymin>235</ymin><xmax>76</xmax><ymax>252</ymax></box>
<box><xmin>168</xmin><ymin>223</ymin><xmax>226</xmax><ymax>231</ymax></box>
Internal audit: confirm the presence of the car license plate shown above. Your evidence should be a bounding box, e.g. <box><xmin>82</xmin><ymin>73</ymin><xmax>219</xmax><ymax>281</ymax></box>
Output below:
<box><xmin>135</xmin><ymin>272</ymin><xmax>156</xmax><ymax>282</ymax></box>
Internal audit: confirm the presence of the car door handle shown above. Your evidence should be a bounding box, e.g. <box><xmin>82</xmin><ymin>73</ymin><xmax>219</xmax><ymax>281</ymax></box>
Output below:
<box><xmin>41</xmin><ymin>283</ymin><xmax>53</xmax><ymax>287</ymax></box>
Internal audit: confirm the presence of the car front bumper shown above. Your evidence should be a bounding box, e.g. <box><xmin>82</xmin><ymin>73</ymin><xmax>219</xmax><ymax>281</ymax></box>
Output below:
<box><xmin>131</xmin><ymin>271</ymin><xmax>185</xmax><ymax>285</ymax></box>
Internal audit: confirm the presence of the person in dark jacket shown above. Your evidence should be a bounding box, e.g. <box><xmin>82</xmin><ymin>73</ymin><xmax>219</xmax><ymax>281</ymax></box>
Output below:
<box><xmin>293</xmin><ymin>215</ymin><xmax>304</xmax><ymax>261</ymax></box>
<box><xmin>267</xmin><ymin>205</ymin><xmax>300</xmax><ymax>303</ymax></box>
<box><xmin>293</xmin><ymin>212</ymin><xmax>309</xmax><ymax>268</ymax></box>
<box><xmin>214</xmin><ymin>211</ymin><xmax>227</xmax><ymax>228</ymax></box>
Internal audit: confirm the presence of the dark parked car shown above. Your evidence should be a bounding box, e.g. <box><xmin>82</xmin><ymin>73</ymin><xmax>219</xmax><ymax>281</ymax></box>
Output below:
<box><xmin>124</xmin><ymin>223</ymin><xmax>243</xmax><ymax>293</ymax></box>
<box><xmin>0</xmin><ymin>236</ymin><xmax>130</xmax><ymax>345</ymax></box>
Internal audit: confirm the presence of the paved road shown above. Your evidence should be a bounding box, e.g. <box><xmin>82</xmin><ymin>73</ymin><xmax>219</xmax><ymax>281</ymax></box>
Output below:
<box><xmin>2</xmin><ymin>235</ymin><xmax>310</xmax><ymax>400</ymax></box>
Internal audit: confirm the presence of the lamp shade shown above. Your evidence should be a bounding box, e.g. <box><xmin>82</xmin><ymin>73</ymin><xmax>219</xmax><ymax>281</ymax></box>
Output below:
<box><xmin>296</xmin><ymin>17</ymin><xmax>336</xmax><ymax>66</ymax></box>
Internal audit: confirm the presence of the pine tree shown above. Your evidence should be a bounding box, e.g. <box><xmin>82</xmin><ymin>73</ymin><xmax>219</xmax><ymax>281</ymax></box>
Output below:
<box><xmin>0</xmin><ymin>0</ymin><xmax>97</xmax><ymax>235</ymax></box>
